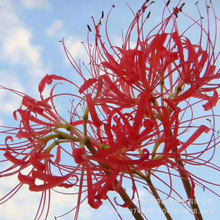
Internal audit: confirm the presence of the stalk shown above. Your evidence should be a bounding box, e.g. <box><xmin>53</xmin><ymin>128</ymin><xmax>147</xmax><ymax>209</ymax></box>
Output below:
<box><xmin>85</xmin><ymin>139</ymin><xmax>145</xmax><ymax>220</ymax></box>
<box><xmin>135</xmin><ymin>170</ymin><xmax>172</xmax><ymax>220</ymax></box>
<box><xmin>176</xmin><ymin>157</ymin><xmax>203</xmax><ymax>220</ymax></box>
<box><xmin>145</xmin><ymin>177</ymin><xmax>173</xmax><ymax>220</ymax></box>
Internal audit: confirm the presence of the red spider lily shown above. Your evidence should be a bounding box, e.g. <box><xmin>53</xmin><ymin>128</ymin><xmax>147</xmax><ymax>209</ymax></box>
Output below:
<box><xmin>0</xmin><ymin>79</ymin><xmax>145</xmax><ymax>219</ymax></box>
<box><xmin>0</xmin><ymin>0</ymin><xmax>220</xmax><ymax>220</ymax></box>
<box><xmin>75</xmin><ymin>1</ymin><xmax>220</xmax><ymax>112</ymax></box>
<box><xmin>63</xmin><ymin>0</ymin><xmax>220</xmax><ymax>219</ymax></box>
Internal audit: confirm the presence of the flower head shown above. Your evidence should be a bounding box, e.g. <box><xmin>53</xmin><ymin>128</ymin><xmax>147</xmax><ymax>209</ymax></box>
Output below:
<box><xmin>1</xmin><ymin>0</ymin><xmax>220</xmax><ymax>219</ymax></box>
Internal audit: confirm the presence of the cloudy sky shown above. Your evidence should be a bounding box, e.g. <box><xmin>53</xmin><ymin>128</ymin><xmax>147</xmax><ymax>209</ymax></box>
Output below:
<box><xmin>0</xmin><ymin>0</ymin><xmax>220</xmax><ymax>219</ymax></box>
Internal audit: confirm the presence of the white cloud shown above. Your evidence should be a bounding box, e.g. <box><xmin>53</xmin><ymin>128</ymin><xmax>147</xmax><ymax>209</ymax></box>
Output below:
<box><xmin>0</xmin><ymin>25</ymin><xmax>47</xmax><ymax>80</ymax></box>
<box><xmin>0</xmin><ymin>72</ymin><xmax>24</xmax><ymax>113</ymax></box>
<box><xmin>0</xmin><ymin>0</ymin><xmax>49</xmax><ymax>81</ymax></box>
<box><xmin>21</xmin><ymin>0</ymin><xmax>50</xmax><ymax>10</ymax></box>
<box><xmin>0</xmin><ymin>72</ymin><xmax>24</xmax><ymax>125</ymax></box>
<box><xmin>2</xmin><ymin>27</ymin><xmax>42</xmax><ymax>66</ymax></box>
<box><xmin>0</xmin><ymin>1</ymin><xmax>22</xmax><ymax>34</ymax></box>
<box><xmin>47</xmin><ymin>20</ymin><xmax>64</xmax><ymax>37</ymax></box>
<box><xmin>64</xmin><ymin>36</ymin><xmax>88</xmax><ymax>62</ymax></box>
<box><xmin>0</xmin><ymin>175</ymin><xmax>41</xmax><ymax>220</ymax></box>
<box><xmin>0</xmin><ymin>174</ymin><xmax>103</xmax><ymax>220</ymax></box>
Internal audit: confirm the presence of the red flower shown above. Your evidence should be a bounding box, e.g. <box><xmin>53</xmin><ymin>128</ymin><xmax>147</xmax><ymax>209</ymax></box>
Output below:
<box><xmin>65</xmin><ymin>0</ymin><xmax>219</xmax><ymax>218</ymax></box>
<box><xmin>0</xmin><ymin>76</ymin><xmax>85</xmax><ymax>219</ymax></box>
<box><xmin>0</xmin><ymin>1</ymin><xmax>219</xmax><ymax>220</ymax></box>
<box><xmin>75</xmin><ymin>1</ymin><xmax>219</xmax><ymax>113</ymax></box>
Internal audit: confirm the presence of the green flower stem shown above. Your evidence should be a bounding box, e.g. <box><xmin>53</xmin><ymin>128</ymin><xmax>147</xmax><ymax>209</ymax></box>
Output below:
<box><xmin>117</xmin><ymin>183</ymin><xmax>145</xmax><ymax>220</ymax></box>
<box><xmin>176</xmin><ymin>157</ymin><xmax>203</xmax><ymax>220</ymax></box>
<box><xmin>84</xmin><ymin>139</ymin><xmax>144</xmax><ymax>220</ymax></box>
<box><xmin>135</xmin><ymin>171</ymin><xmax>172</xmax><ymax>220</ymax></box>
<box><xmin>171</xmin><ymin>83</ymin><xmax>203</xmax><ymax>219</ymax></box>
<box><xmin>145</xmin><ymin>177</ymin><xmax>173</xmax><ymax>220</ymax></box>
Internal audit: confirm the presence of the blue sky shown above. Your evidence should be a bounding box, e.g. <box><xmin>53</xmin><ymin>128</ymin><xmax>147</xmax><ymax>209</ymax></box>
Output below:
<box><xmin>0</xmin><ymin>0</ymin><xmax>220</xmax><ymax>219</ymax></box>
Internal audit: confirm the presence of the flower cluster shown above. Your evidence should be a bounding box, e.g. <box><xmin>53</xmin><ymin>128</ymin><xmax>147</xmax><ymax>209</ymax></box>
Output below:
<box><xmin>0</xmin><ymin>0</ymin><xmax>219</xmax><ymax>219</ymax></box>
